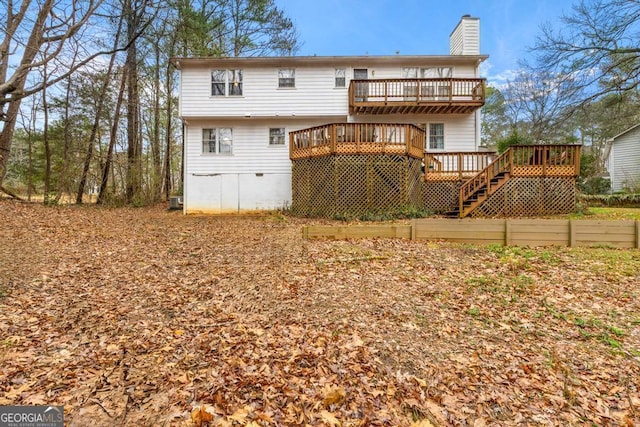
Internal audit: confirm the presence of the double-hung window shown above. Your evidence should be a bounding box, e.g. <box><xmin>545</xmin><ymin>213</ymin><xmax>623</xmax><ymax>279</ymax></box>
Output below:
<box><xmin>211</xmin><ymin>69</ymin><xmax>243</xmax><ymax>96</ymax></box>
<box><xmin>202</xmin><ymin>128</ymin><xmax>233</xmax><ymax>154</ymax></box>
<box><xmin>269</xmin><ymin>128</ymin><xmax>285</xmax><ymax>145</ymax></box>
<box><xmin>428</xmin><ymin>123</ymin><xmax>445</xmax><ymax>150</ymax></box>
<box><xmin>335</xmin><ymin>68</ymin><xmax>346</xmax><ymax>88</ymax></box>
<box><xmin>278</xmin><ymin>68</ymin><xmax>295</xmax><ymax>88</ymax></box>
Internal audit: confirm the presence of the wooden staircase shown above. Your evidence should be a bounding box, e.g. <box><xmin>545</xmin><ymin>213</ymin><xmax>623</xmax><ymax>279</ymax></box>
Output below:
<box><xmin>446</xmin><ymin>148</ymin><xmax>513</xmax><ymax>218</ymax></box>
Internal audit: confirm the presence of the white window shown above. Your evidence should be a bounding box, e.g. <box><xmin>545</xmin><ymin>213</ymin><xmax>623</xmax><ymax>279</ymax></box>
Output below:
<box><xmin>429</xmin><ymin>123</ymin><xmax>444</xmax><ymax>150</ymax></box>
<box><xmin>335</xmin><ymin>68</ymin><xmax>346</xmax><ymax>87</ymax></box>
<box><xmin>211</xmin><ymin>69</ymin><xmax>243</xmax><ymax>96</ymax></box>
<box><xmin>402</xmin><ymin>67</ymin><xmax>418</xmax><ymax>78</ymax></box>
<box><xmin>278</xmin><ymin>68</ymin><xmax>295</xmax><ymax>88</ymax></box>
<box><xmin>202</xmin><ymin>128</ymin><xmax>233</xmax><ymax>154</ymax></box>
<box><xmin>421</xmin><ymin>67</ymin><xmax>452</xmax><ymax>78</ymax></box>
<box><xmin>228</xmin><ymin>69</ymin><xmax>243</xmax><ymax>95</ymax></box>
<box><xmin>402</xmin><ymin>67</ymin><xmax>419</xmax><ymax>99</ymax></box>
<box><xmin>269</xmin><ymin>128</ymin><xmax>285</xmax><ymax>145</ymax></box>
<box><xmin>211</xmin><ymin>70</ymin><xmax>226</xmax><ymax>96</ymax></box>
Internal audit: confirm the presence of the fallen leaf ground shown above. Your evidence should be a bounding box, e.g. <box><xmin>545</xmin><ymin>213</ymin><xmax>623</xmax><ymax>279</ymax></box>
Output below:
<box><xmin>0</xmin><ymin>200</ymin><xmax>639</xmax><ymax>426</ymax></box>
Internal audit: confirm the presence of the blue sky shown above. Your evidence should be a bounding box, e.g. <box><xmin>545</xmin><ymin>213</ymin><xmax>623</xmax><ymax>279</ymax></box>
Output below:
<box><xmin>274</xmin><ymin>0</ymin><xmax>577</xmax><ymax>86</ymax></box>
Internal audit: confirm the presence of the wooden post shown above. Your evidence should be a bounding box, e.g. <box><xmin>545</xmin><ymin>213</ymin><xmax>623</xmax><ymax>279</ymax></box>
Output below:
<box><xmin>509</xmin><ymin>148</ymin><xmax>514</xmax><ymax>174</ymax></box>
<box><xmin>331</xmin><ymin>124</ymin><xmax>337</xmax><ymax>154</ymax></box>
<box><xmin>405</xmin><ymin>125</ymin><xmax>409</xmax><ymax>156</ymax></box>
<box><xmin>411</xmin><ymin>219</ymin><xmax>416</xmax><ymax>241</ymax></box>
<box><xmin>289</xmin><ymin>133</ymin><xmax>294</xmax><ymax>159</ymax></box>
<box><xmin>505</xmin><ymin>219</ymin><xmax>512</xmax><ymax>246</ymax></box>
<box><xmin>575</xmin><ymin>145</ymin><xmax>581</xmax><ymax>176</ymax></box>
<box><xmin>569</xmin><ymin>219</ymin><xmax>576</xmax><ymax>247</ymax></box>
<box><xmin>636</xmin><ymin>220</ymin><xmax>640</xmax><ymax>249</ymax></box>
<box><xmin>458</xmin><ymin>152</ymin><xmax>463</xmax><ymax>180</ymax></box>
<box><xmin>348</xmin><ymin>83</ymin><xmax>354</xmax><ymax>113</ymax></box>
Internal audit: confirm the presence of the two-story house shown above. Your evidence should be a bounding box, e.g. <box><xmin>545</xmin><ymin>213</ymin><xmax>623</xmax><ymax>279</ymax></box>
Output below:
<box><xmin>174</xmin><ymin>15</ymin><xmax>488</xmax><ymax>214</ymax></box>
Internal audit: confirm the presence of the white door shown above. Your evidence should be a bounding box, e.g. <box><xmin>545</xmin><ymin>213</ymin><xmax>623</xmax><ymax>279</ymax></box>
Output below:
<box><xmin>353</xmin><ymin>68</ymin><xmax>368</xmax><ymax>101</ymax></box>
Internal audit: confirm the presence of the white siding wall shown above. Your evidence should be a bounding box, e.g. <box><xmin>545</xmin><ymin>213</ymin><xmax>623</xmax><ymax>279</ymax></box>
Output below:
<box><xmin>180</xmin><ymin>58</ymin><xmax>485</xmax><ymax>212</ymax></box>
<box><xmin>179</xmin><ymin>63</ymin><xmax>479</xmax><ymax>118</ymax></box>
<box><xmin>353</xmin><ymin>114</ymin><xmax>478</xmax><ymax>151</ymax></box>
<box><xmin>180</xmin><ymin>66</ymin><xmax>348</xmax><ymax>118</ymax></box>
<box><xmin>450</xmin><ymin>17</ymin><xmax>480</xmax><ymax>55</ymax></box>
<box><xmin>184</xmin><ymin>118</ymin><xmax>335</xmax><ymax>213</ymax></box>
<box><xmin>611</xmin><ymin>127</ymin><xmax>640</xmax><ymax>191</ymax></box>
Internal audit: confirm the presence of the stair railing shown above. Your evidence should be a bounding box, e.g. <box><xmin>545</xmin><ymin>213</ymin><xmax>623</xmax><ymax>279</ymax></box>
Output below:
<box><xmin>458</xmin><ymin>147</ymin><xmax>513</xmax><ymax>216</ymax></box>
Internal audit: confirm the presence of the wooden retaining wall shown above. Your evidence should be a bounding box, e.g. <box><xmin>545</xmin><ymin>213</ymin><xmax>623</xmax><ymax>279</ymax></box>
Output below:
<box><xmin>303</xmin><ymin>219</ymin><xmax>640</xmax><ymax>248</ymax></box>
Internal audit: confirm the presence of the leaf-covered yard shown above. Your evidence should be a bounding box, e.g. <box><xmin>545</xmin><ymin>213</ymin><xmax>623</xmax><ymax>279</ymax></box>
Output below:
<box><xmin>0</xmin><ymin>201</ymin><xmax>639</xmax><ymax>426</ymax></box>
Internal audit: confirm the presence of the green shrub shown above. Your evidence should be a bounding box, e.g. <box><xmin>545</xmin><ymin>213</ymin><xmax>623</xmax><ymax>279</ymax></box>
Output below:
<box><xmin>578</xmin><ymin>193</ymin><xmax>640</xmax><ymax>207</ymax></box>
<box><xmin>496</xmin><ymin>131</ymin><xmax>533</xmax><ymax>154</ymax></box>
<box><xmin>578</xmin><ymin>176</ymin><xmax>611</xmax><ymax>195</ymax></box>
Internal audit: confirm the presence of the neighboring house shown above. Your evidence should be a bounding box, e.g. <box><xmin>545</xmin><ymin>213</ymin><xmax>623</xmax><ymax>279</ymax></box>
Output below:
<box><xmin>605</xmin><ymin>123</ymin><xmax>640</xmax><ymax>192</ymax></box>
<box><xmin>173</xmin><ymin>15</ymin><xmax>488</xmax><ymax>214</ymax></box>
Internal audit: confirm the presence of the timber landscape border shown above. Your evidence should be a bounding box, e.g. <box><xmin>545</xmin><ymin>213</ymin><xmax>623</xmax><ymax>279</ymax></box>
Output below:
<box><xmin>303</xmin><ymin>218</ymin><xmax>640</xmax><ymax>248</ymax></box>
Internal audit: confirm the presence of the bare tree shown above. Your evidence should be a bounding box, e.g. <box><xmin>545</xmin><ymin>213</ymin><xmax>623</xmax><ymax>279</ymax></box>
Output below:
<box><xmin>0</xmin><ymin>0</ymin><xmax>156</xmax><ymax>188</ymax></box>
<box><xmin>502</xmin><ymin>66</ymin><xmax>581</xmax><ymax>143</ymax></box>
<box><xmin>533</xmin><ymin>0</ymin><xmax>640</xmax><ymax>108</ymax></box>
<box><xmin>97</xmin><ymin>67</ymin><xmax>128</xmax><ymax>204</ymax></box>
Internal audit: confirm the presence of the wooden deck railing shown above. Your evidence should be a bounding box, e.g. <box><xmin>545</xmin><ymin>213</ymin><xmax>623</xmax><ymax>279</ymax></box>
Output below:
<box><xmin>424</xmin><ymin>152</ymin><xmax>497</xmax><ymax>181</ymax></box>
<box><xmin>349</xmin><ymin>78</ymin><xmax>485</xmax><ymax>114</ymax></box>
<box><xmin>289</xmin><ymin>123</ymin><xmax>425</xmax><ymax>160</ymax></box>
<box><xmin>509</xmin><ymin>144</ymin><xmax>581</xmax><ymax>176</ymax></box>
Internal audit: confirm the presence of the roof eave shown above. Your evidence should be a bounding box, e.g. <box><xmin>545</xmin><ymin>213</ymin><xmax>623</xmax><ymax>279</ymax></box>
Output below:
<box><xmin>170</xmin><ymin>54</ymin><xmax>489</xmax><ymax>69</ymax></box>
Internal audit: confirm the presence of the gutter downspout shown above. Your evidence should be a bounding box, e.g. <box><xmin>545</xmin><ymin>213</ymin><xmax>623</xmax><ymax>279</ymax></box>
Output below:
<box><xmin>182</xmin><ymin>120</ymin><xmax>187</xmax><ymax>214</ymax></box>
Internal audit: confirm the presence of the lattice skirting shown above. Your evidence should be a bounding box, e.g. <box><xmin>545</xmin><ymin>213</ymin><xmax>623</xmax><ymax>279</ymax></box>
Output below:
<box><xmin>470</xmin><ymin>177</ymin><xmax>576</xmax><ymax>218</ymax></box>
<box><xmin>422</xmin><ymin>181</ymin><xmax>463</xmax><ymax>213</ymax></box>
<box><xmin>291</xmin><ymin>155</ymin><xmax>422</xmax><ymax>217</ymax></box>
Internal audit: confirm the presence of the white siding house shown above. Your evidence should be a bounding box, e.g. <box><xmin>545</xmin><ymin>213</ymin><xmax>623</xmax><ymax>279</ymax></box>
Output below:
<box><xmin>174</xmin><ymin>16</ymin><xmax>488</xmax><ymax>214</ymax></box>
<box><xmin>606</xmin><ymin>123</ymin><xmax>640</xmax><ymax>192</ymax></box>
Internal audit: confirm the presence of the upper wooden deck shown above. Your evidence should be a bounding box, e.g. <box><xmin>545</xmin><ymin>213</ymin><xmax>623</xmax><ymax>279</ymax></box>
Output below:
<box><xmin>349</xmin><ymin>78</ymin><xmax>486</xmax><ymax>115</ymax></box>
<box><xmin>289</xmin><ymin>123</ymin><xmax>425</xmax><ymax>160</ymax></box>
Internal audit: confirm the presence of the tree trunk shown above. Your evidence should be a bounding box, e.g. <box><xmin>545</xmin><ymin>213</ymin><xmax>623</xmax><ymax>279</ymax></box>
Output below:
<box><xmin>125</xmin><ymin>0</ymin><xmax>142</xmax><ymax>204</ymax></box>
<box><xmin>54</xmin><ymin>77</ymin><xmax>73</xmax><ymax>204</ymax></box>
<box><xmin>97</xmin><ymin>68</ymin><xmax>127</xmax><ymax>204</ymax></box>
<box><xmin>151</xmin><ymin>42</ymin><xmax>162</xmax><ymax>199</ymax></box>
<box><xmin>0</xmin><ymin>0</ymin><xmax>55</xmax><ymax>186</ymax></box>
<box><xmin>163</xmin><ymin>63</ymin><xmax>173</xmax><ymax>200</ymax></box>
<box><xmin>42</xmin><ymin>69</ymin><xmax>51</xmax><ymax>204</ymax></box>
<box><xmin>0</xmin><ymin>99</ymin><xmax>22</xmax><ymax>186</ymax></box>
<box><xmin>76</xmin><ymin>17</ymin><xmax>123</xmax><ymax>204</ymax></box>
